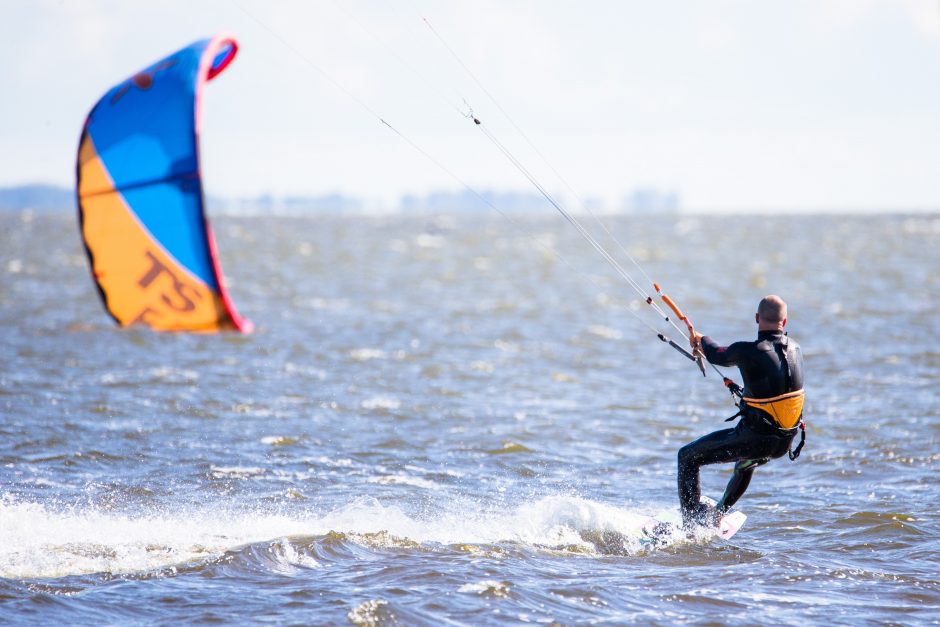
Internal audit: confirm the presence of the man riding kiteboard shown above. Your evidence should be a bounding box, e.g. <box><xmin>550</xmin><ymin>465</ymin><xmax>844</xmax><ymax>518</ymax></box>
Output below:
<box><xmin>679</xmin><ymin>295</ymin><xmax>806</xmax><ymax>528</ymax></box>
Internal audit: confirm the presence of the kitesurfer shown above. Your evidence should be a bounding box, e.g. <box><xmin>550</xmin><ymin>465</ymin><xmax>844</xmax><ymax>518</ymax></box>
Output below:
<box><xmin>679</xmin><ymin>295</ymin><xmax>805</xmax><ymax>528</ymax></box>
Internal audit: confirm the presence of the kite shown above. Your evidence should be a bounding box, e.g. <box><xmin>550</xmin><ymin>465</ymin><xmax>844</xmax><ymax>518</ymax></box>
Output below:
<box><xmin>76</xmin><ymin>34</ymin><xmax>252</xmax><ymax>332</ymax></box>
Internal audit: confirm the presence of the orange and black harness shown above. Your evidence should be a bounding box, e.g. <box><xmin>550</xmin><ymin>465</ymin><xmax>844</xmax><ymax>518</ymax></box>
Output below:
<box><xmin>721</xmin><ymin>357</ymin><xmax>806</xmax><ymax>460</ymax></box>
<box><xmin>742</xmin><ymin>388</ymin><xmax>806</xmax><ymax>460</ymax></box>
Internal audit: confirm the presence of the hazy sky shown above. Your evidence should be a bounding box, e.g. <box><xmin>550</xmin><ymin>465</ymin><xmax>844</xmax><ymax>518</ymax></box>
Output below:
<box><xmin>3</xmin><ymin>0</ymin><xmax>939</xmax><ymax>211</ymax></box>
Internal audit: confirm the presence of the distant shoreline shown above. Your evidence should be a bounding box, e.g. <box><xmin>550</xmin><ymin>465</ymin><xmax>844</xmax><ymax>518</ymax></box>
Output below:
<box><xmin>2</xmin><ymin>183</ymin><xmax>936</xmax><ymax>215</ymax></box>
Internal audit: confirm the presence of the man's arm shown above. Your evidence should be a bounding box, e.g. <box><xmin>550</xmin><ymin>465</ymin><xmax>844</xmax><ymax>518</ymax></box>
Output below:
<box><xmin>700</xmin><ymin>336</ymin><xmax>744</xmax><ymax>368</ymax></box>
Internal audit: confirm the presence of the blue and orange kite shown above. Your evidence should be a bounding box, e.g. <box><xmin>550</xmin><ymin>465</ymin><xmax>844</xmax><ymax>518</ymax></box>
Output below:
<box><xmin>76</xmin><ymin>34</ymin><xmax>252</xmax><ymax>332</ymax></box>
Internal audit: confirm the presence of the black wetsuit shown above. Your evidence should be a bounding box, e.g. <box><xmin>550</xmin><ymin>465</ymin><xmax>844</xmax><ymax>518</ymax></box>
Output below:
<box><xmin>678</xmin><ymin>329</ymin><xmax>804</xmax><ymax>525</ymax></box>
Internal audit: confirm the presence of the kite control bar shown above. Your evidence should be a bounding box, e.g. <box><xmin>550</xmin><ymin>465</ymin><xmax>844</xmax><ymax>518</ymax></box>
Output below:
<box><xmin>653</xmin><ymin>283</ymin><xmax>707</xmax><ymax>377</ymax></box>
<box><xmin>657</xmin><ymin>333</ymin><xmax>697</xmax><ymax>362</ymax></box>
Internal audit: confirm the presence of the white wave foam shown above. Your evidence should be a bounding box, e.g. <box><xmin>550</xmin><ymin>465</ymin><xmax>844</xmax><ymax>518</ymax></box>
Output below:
<box><xmin>459</xmin><ymin>579</ymin><xmax>511</xmax><ymax>597</ymax></box>
<box><xmin>269</xmin><ymin>538</ymin><xmax>321</xmax><ymax>573</ymax></box>
<box><xmin>586</xmin><ymin>324</ymin><xmax>623</xmax><ymax>340</ymax></box>
<box><xmin>415</xmin><ymin>233</ymin><xmax>445</xmax><ymax>248</ymax></box>
<box><xmin>349</xmin><ymin>348</ymin><xmax>386</xmax><ymax>361</ymax></box>
<box><xmin>368</xmin><ymin>474</ymin><xmax>440</xmax><ymax>490</ymax></box>
<box><xmin>210</xmin><ymin>466</ymin><xmax>267</xmax><ymax>479</ymax></box>
<box><xmin>0</xmin><ymin>499</ymin><xmax>314</xmax><ymax>579</ymax></box>
<box><xmin>260</xmin><ymin>436</ymin><xmax>299</xmax><ymax>446</ymax></box>
<box><xmin>0</xmin><ymin>495</ymin><xmax>671</xmax><ymax>579</ymax></box>
<box><xmin>360</xmin><ymin>397</ymin><xmax>401</xmax><ymax>411</ymax></box>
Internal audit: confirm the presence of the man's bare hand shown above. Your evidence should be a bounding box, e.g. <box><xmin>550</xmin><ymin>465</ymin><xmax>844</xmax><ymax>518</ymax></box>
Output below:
<box><xmin>689</xmin><ymin>331</ymin><xmax>705</xmax><ymax>360</ymax></box>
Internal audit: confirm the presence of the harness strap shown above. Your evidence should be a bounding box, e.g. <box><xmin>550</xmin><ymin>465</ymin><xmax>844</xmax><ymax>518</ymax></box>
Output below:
<box><xmin>788</xmin><ymin>421</ymin><xmax>806</xmax><ymax>461</ymax></box>
<box><xmin>741</xmin><ymin>389</ymin><xmax>805</xmax><ymax>404</ymax></box>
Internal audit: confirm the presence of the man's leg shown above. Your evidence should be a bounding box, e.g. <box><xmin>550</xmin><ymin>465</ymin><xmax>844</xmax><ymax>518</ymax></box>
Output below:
<box><xmin>716</xmin><ymin>458</ymin><xmax>768</xmax><ymax>513</ymax></box>
<box><xmin>714</xmin><ymin>422</ymin><xmax>797</xmax><ymax>513</ymax></box>
<box><xmin>678</xmin><ymin>427</ymin><xmax>742</xmax><ymax>526</ymax></box>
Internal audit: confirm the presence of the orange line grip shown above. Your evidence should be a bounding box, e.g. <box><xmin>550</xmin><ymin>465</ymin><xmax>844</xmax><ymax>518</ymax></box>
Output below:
<box><xmin>654</xmin><ymin>283</ymin><xmax>695</xmax><ymax>334</ymax></box>
<box><xmin>654</xmin><ymin>283</ymin><xmax>706</xmax><ymax>376</ymax></box>
<box><xmin>660</xmin><ymin>293</ymin><xmax>686</xmax><ymax>322</ymax></box>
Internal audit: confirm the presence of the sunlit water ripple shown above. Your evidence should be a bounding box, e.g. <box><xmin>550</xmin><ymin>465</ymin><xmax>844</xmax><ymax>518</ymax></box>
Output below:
<box><xmin>1</xmin><ymin>210</ymin><xmax>938</xmax><ymax>624</ymax></box>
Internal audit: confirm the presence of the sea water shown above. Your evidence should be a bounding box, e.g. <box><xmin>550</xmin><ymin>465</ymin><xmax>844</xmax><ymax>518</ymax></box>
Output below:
<box><xmin>1</xmin><ymin>210</ymin><xmax>938</xmax><ymax>624</ymax></box>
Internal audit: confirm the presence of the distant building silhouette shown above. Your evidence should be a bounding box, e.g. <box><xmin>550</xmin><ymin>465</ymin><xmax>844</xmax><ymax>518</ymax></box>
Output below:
<box><xmin>0</xmin><ymin>184</ymin><xmax>74</xmax><ymax>211</ymax></box>
<box><xmin>401</xmin><ymin>189</ymin><xmax>549</xmax><ymax>213</ymax></box>
<box><xmin>623</xmin><ymin>188</ymin><xmax>680</xmax><ymax>213</ymax></box>
<box><xmin>0</xmin><ymin>183</ymin><xmax>661</xmax><ymax>215</ymax></box>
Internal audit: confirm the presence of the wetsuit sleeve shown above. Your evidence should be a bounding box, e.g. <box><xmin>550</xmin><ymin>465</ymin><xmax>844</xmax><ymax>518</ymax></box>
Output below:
<box><xmin>701</xmin><ymin>336</ymin><xmax>748</xmax><ymax>368</ymax></box>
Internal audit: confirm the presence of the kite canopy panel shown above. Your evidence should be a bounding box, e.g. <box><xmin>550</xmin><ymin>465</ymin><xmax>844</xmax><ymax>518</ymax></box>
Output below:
<box><xmin>76</xmin><ymin>34</ymin><xmax>252</xmax><ymax>332</ymax></box>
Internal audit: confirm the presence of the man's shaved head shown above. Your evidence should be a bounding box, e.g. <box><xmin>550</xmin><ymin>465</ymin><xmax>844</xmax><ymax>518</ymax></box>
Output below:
<box><xmin>758</xmin><ymin>295</ymin><xmax>787</xmax><ymax>324</ymax></box>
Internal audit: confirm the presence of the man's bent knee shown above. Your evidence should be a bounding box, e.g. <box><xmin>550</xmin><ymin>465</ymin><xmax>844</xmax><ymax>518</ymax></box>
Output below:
<box><xmin>734</xmin><ymin>458</ymin><xmax>768</xmax><ymax>473</ymax></box>
<box><xmin>678</xmin><ymin>442</ymin><xmax>699</xmax><ymax>467</ymax></box>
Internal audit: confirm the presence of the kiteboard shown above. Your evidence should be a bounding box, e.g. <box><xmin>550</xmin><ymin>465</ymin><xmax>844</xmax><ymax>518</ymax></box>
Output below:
<box><xmin>637</xmin><ymin>497</ymin><xmax>747</xmax><ymax>546</ymax></box>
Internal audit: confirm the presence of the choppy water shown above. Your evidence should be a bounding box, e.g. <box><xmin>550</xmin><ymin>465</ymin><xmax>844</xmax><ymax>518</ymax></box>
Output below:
<box><xmin>1</xmin><ymin>209</ymin><xmax>938</xmax><ymax>625</ymax></box>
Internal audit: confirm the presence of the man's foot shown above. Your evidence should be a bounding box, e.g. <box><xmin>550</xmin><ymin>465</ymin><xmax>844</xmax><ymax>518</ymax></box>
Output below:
<box><xmin>682</xmin><ymin>502</ymin><xmax>721</xmax><ymax>529</ymax></box>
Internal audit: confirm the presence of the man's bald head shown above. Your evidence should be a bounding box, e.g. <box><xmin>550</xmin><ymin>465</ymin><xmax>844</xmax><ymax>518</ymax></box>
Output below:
<box><xmin>757</xmin><ymin>295</ymin><xmax>787</xmax><ymax>330</ymax></box>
